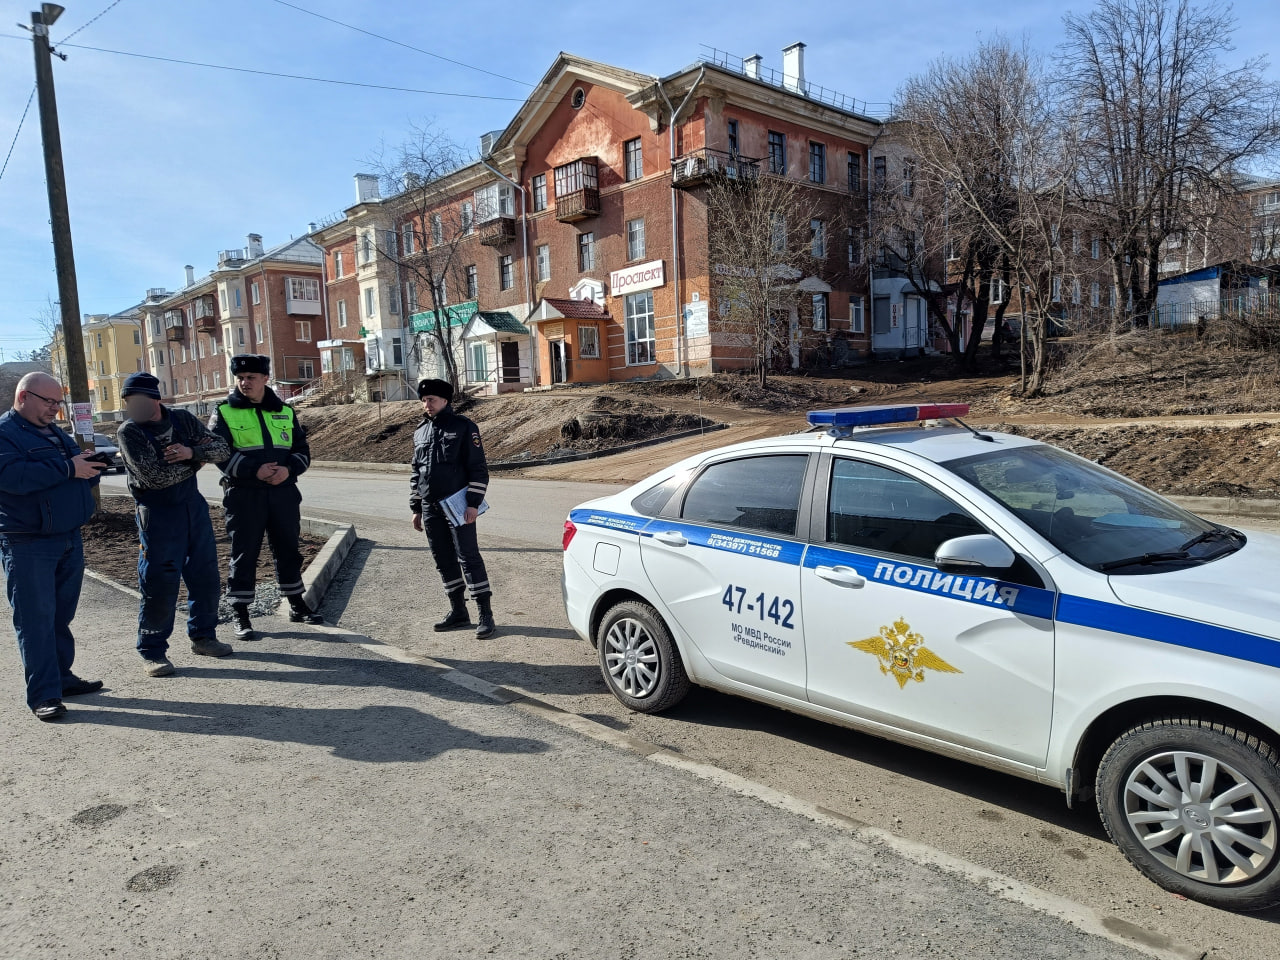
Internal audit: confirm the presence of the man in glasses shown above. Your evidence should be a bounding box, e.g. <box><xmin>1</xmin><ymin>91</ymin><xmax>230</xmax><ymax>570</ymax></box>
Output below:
<box><xmin>0</xmin><ymin>372</ymin><xmax>108</xmax><ymax>721</ymax></box>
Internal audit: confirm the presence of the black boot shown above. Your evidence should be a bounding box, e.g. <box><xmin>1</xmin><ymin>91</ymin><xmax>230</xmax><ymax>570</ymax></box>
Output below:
<box><xmin>433</xmin><ymin>590</ymin><xmax>471</xmax><ymax>631</ymax></box>
<box><xmin>232</xmin><ymin>603</ymin><xmax>256</xmax><ymax>641</ymax></box>
<box><xmin>288</xmin><ymin>595</ymin><xmax>324</xmax><ymax>625</ymax></box>
<box><xmin>475</xmin><ymin>594</ymin><xmax>496</xmax><ymax>639</ymax></box>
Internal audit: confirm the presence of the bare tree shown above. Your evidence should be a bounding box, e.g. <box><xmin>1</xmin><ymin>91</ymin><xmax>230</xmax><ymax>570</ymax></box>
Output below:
<box><xmin>372</xmin><ymin>123</ymin><xmax>478</xmax><ymax>391</ymax></box>
<box><xmin>705</xmin><ymin>170</ymin><xmax>844</xmax><ymax>388</ymax></box>
<box><xmin>1060</xmin><ymin>0</ymin><xmax>1280</xmax><ymax>327</ymax></box>
<box><xmin>890</xmin><ymin>39</ymin><xmax>1069</xmax><ymax>391</ymax></box>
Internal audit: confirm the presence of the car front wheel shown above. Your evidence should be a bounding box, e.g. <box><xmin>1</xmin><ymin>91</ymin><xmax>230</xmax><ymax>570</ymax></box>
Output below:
<box><xmin>1096</xmin><ymin>717</ymin><xmax>1280</xmax><ymax>911</ymax></box>
<box><xmin>596</xmin><ymin>600</ymin><xmax>690</xmax><ymax>713</ymax></box>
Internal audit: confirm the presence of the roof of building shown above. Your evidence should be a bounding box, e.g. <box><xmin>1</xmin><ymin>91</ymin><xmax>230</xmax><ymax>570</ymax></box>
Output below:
<box><xmin>529</xmin><ymin>298</ymin><xmax>610</xmax><ymax>322</ymax></box>
<box><xmin>475</xmin><ymin>311</ymin><xmax>530</xmax><ymax>335</ymax></box>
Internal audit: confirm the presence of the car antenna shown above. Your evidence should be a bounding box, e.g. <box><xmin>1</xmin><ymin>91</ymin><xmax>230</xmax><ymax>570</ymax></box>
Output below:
<box><xmin>951</xmin><ymin>416</ymin><xmax>995</xmax><ymax>442</ymax></box>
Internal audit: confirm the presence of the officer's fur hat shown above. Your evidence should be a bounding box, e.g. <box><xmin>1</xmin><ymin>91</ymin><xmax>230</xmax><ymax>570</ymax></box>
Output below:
<box><xmin>230</xmin><ymin>354</ymin><xmax>270</xmax><ymax>376</ymax></box>
<box><xmin>417</xmin><ymin>378</ymin><xmax>453</xmax><ymax>403</ymax></box>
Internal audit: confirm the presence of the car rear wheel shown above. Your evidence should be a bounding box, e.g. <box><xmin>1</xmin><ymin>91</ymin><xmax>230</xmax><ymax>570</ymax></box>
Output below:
<box><xmin>596</xmin><ymin>600</ymin><xmax>690</xmax><ymax>713</ymax></box>
<box><xmin>1096</xmin><ymin>717</ymin><xmax>1280</xmax><ymax>911</ymax></box>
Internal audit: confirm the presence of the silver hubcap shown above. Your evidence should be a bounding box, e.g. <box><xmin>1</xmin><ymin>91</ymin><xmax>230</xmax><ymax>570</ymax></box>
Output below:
<box><xmin>603</xmin><ymin>618</ymin><xmax>661</xmax><ymax>699</ymax></box>
<box><xmin>1123</xmin><ymin>750</ymin><xmax>1278</xmax><ymax>885</ymax></box>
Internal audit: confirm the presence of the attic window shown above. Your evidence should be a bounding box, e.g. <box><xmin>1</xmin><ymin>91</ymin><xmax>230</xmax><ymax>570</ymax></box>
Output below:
<box><xmin>571</xmin><ymin>88</ymin><xmax>586</xmax><ymax>109</ymax></box>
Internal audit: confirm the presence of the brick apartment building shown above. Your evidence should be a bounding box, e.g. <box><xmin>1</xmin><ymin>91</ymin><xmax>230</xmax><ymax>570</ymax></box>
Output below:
<box><xmin>139</xmin><ymin>234</ymin><xmax>326</xmax><ymax>416</ymax></box>
<box><xmin>315</xmin><ymin>43</ymin><xmax>884</xmax><ymax>392</ymax></box>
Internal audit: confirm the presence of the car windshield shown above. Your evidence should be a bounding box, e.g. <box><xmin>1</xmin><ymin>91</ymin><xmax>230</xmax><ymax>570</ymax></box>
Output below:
<box><xmin>945</xmin><ymin>444</ymin><xmax>1243</xmax><ymax>574</ymax></box>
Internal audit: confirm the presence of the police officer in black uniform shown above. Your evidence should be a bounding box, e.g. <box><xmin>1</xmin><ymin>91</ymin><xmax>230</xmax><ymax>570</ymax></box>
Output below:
<box><xmin>208</xmin><ymin>355</ymin><xmax>324</xmax><ymax>639</ymax></box>
<box><xmin>410</xmin><ymin>378</ymin><xmax>495</xmax><ymax>638</ymax></box>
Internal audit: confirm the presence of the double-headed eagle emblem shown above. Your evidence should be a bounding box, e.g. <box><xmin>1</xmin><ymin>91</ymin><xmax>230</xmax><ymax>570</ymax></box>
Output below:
<box><xmin>848</xmin><ymin>618</ymin><xmax>961</xmax><ymax>688</ymax></box>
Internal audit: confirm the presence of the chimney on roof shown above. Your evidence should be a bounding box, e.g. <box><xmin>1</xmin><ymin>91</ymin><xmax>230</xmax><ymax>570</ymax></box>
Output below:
<box><xmin>355</xmin><ymin>173</ymin><xmax>381</xmax><ymax>203</ymax></box>
<box><xmin>307</xmin><ymin>222</ymin><xmax>317</xmax><ymax>233</ymax></box>
<box><xmin>782</xmin><ymin>42</ymin><xmax>806</xmax><ymax>94</ymax></box>
<box><xmin>184</xmin><ymin>264</ymin><xmax>195</xmax><ymax>287</ymax></box>
<box><xmin>247</xmin><ymin>233</ymin><xmax>264</xmax><ymax>258</ymax></box>
<box><xmin>744</xmin><ymin>54</ymin><xmax>763</xmax><ymax>80</ymax></box>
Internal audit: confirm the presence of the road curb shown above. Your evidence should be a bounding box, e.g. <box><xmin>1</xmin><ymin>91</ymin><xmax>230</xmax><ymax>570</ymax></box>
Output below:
<box><xmin>1169</xmin><ymin>495</ymin><xmax>1280</xmax><ymax>519</ymax></box>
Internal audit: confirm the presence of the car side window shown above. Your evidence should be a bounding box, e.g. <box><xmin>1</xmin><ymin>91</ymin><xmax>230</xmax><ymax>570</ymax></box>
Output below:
<box><xmin>827</xmin><ymin>458</ymin><xmax>987</xmax><ymax>561</ymax></box>
<box><xmin>681</xmin><ymin>455</ymin><xmax>808</xmax><ymax>537</ymax></box>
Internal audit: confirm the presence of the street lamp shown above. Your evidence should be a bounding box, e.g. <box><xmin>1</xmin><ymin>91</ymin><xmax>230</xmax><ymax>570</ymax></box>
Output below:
<box><xmin>40</xmin><ymin>5</ymin><xmax>65</xmax><ymax>26</ymax></box>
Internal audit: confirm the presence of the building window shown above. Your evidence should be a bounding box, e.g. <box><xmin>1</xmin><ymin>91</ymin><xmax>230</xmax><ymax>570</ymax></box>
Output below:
<box><xmin>847</xmin><ymin>152</ymin><xmax>861</xmax><ymax>193</ymax></box>
<box><xmin>388</xmin><ymin>284</ymin><xmax>401</xmax><ymax>315</ymax></box>
<box><xmin>334</xmin><ymin>251</ymin><xmax>344</xmax><ymax>278</ymax></box>
<box><xmin>430</xmin><ymin>214</ymin><xmax>443</xmax><ymax>246</ymax></box>
<box><xmin>578</xmin><ymin>324</ymin><xmax>600</xmax><ymax>358</ymax></box>
<box><xmin>1051</xmin><ymin>276</ymin><xmax>1062</xmax><ymax>303</ymax></box>
<box><xmin>812</xmin><ymin>293</ymin><xmax>829</xmax><ymax>331</ymax></box>
<box><xmin>532</xmin><ymin>174</ymin><xmax>547</xmax><ymax>212</ymax></box>
<box><xmin>402</xmin><ymin>223</ymin><xmax>415</xmax><ymax>256</ymax></box>
<box><xmin>432</xmin><ymin>278</ymin><xmax>447</xmax><ymax>307</ymax></box>
<box><xmin>251</xmin><ymin>281</ymin><xmax>260</xmax><ymax>305</ymax></box>
<box><xmin>768</xmin><ymin>131</ymin><xmax>786</xmax><ymax>175</ymax></box>
<box><xmin>256</xmin><ymin>324</ymin><xmax>264</xmax><ymax>344</ymax></box>
<box><xmin>873</xmin><ymin>156</ymin><xmax>886</xmax><ymax>189</ymax></box>
<box><xmin>578</xmin><ymin>232</ymin><xmax>596</xmax><ymax>272</ymax></box>
<box><xmin>234</xmin><ymin>287</ymin><xmax>242</xmax><ymax>308</ymax></box>
<box><xmin>469</xmin><ymin>342</ymin><xmax>488</xmax><ymax>383</ymax></box>
<box><xmin>847</xmin><ymin>227</ymin><xmax>863</xmax><ymax>266</ymax></box>
<box><xmin>554</xmin><ymin>158</ymin><xmax>599</xmax><ymax>198</ymax></box>
<box><xmin>624</xmin><ymin>291</ymin><xmax>656</xmax><ymax>365</ymax></box>
<box><xmin>407</xmin><ymin>281</ymin><xmax>418</xmax><ymax>313</ymax></box>
<box><xmin>360</xmin><ymin>232</ymin><xmax>374</xmax><ymax>264</ymax></box>
<box><xmin>536</xmin><ymin>245</ymin><xmax>550</xmax><ymax>283</ymax></box>
<box><xmin>770</xmin><ymin>214</ymin><xmax>786</xmax><ymax>255</ymax></box>
<box><xmin>1051</xmin><ymin>222</ymin><xmax>1061</xmax><ymax>247</ymax></box>
<box><xmin>1071</xmin><ymin>278</ymin><xmax>1081</xmax><ymax>305</ymax></box>
<box><xmin>288</xmin><ymin>277</ymin><xmax>320</xmax><ymax>302</ymax></box>
<box><xmin>809</xmin><ymin>142</ymin><xmax>826</xmax><ymax>184</ymax></box>
<box><xmin>990</xmin><ymin>277</ymin><xmax>1005</xmax><ymax>304</ymax></box>
<box><xmin>219</xmin><ymin>289</ymin><xmax>227</xmax><ymax>311</ymax></box>
<box><xmin>851</xmin><ymin>296</ymin><xmax>865</xmax><ymax>334</ymax></box>
<box><xmin>365</xmin><ymin>287</ymin><xmax>376</xmax><ymax>317</ymax></box>
<box><xmin>727</xmin><ymin>119</ymin><xmax>739</xmax><ymax>157</ymax></box>
<box><xmin>133</xmin><ymin>329</ymin><xmax>141</xmax><ymax>345</ymax></box>
<box><xmin>337</xmin><ymin>300</ymin><xmax>347</xmax><ymax>327</ymax></box>
<box><xmin>211</xmin><ymin>371</ymin><xmax>219</xmax><ymax>390</ymax></box>
<box><xmin>1091</xmin><ymin>281</ymin><xmax>1101</xmax><ymax>307</ymax></box>
<box><xmin>626</xmin><ymin>218</ymin><xmax>646</xmax><ymax>261</ymax></box>
<box><xmin>810</xmin><ymin>219</ymin><xmax>825</xmax><ymax>258</ymax></box>
<box><xmin>499</xmin><ymin>255</ymin><xmax>514</xmax><ymax>291</ymax></box>
<box><xmin>902</xmin><ymin>159</ymin><xmax>915</xmax><ymax>198</ymax></box>
<box><xmin>1091</xmin><ymin>236</ymin><xmax>1101</xmax><ymax>259</ymax></box>
<box><xmin>461</xmin><ymin>201</ymin><xmax>474</xmax><ymax>233</ymax></box>
<box><xmin>624</xmin><ymin>138</ymin><xmax>643</xmax><ymax>181</ymax></box>
<box><xmin>237</xmin><ymin>326</ymin><xmax>246</xmax><ymax>346</ymax></box>
<box><xmin>298</xmin><ymin>359</ymin><xmax>315</xmax><ymax>380</ymax></box>
<box><xmin>296</xmin><ymin>321</ymin><xmax>312</xmax><ymax>342</ymax></box>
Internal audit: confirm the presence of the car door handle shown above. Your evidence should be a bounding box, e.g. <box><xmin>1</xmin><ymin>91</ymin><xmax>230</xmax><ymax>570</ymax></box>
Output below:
<box><xmin>653</xmin><ymin>531</ymin><xmax>688</xmax><ymax>547</ymax></box>
<box><xmin>815</xmin><ymin>565</ymin><xmax>866</xmax><ymax>587</ymax></box>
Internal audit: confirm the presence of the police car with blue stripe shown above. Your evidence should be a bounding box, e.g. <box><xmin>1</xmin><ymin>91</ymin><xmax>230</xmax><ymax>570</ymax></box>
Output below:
<box><xmin>561</xmin><ymin>403</ymin><xmax>1280</xmax><ymax>910</ymax></box>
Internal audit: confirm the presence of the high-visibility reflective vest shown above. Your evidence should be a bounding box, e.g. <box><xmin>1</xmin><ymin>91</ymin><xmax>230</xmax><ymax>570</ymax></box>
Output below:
<box><xmin>217</xmin><ymin>402</ymin><xmax>296</xmax><ymax>452</ymax></box>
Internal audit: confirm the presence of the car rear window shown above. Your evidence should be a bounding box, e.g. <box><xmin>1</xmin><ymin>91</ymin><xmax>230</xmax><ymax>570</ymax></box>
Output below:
<box><xmin>680</xmin><ymin>455</ymin><xmax>808</xmax><ymax>537</ymax></box>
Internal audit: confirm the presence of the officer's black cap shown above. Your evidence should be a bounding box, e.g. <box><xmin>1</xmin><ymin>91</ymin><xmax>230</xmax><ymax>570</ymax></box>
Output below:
<box><xmin>417</xmin><ymin>378</ymin><xmax>453</xmax><ymax>402</ymax></box>
<box><xmin>230</xmin><ymin>354</ymin><xmax>270</xmax><ymax>376</ymax></box>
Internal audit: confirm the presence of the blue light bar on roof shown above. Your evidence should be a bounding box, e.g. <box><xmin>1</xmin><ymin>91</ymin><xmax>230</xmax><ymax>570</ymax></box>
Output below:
<box><xmin>807</xmin><ymin>403</ymin><xmax>971</xmax><ymax>428</ymax></box>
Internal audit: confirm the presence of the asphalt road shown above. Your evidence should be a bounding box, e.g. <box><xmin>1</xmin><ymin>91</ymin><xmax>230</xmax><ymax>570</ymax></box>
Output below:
<box><xmin>85</xmin><ymin>468</ymin><xmax>1280</xmax><ymax>958</ymax></box>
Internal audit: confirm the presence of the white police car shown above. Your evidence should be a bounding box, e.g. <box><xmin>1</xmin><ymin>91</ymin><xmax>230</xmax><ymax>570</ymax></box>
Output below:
<box><xmin>561</xmin><ymin>403</ymin><xmax>1280</xmax><ymax>910</ymax></box>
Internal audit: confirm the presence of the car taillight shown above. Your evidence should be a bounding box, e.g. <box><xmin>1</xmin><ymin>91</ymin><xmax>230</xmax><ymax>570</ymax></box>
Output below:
<box><xmin>562</xmin><ymin>519</ymin><xmax>577</xmax><ymax>551</ymax></box>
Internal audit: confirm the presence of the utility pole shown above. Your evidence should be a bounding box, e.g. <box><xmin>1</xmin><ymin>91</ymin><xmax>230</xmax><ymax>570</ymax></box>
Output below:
<box><xmin>27</xmin><ymin>3</ymin><xmax>92</xmax><ymax>451</ymax></box>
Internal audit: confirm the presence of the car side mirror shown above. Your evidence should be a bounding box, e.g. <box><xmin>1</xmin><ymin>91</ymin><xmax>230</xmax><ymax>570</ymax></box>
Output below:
<box><xmin>934</xmin><ymin>534</ymin><xmax>1016</xmax><ymax>572</ymax></box>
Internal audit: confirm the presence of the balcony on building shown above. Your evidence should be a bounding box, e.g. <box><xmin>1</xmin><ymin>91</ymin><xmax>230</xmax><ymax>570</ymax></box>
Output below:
<box><xmin>554</xmin><ymin>158</ymin><xmax>600</xmax><ymax>223</ymax></box>
<box><xmin>671</xmin><ymin>148</ymin><xmax>761</xmax><ymax>189</ymax></box>
<box><xmin>192</xmin><ymin>296</ymin><xmax>218</xmax><ymax>330</ymax></box>
<box><xmin>163</xmin><ymin>309</ymin><xmax>185</xmax><ymax>341</ymax></box>
<box><xmin>477</xmin><ymin>216</ymin><xmax>516</xmax><ymax>247</ymax></box>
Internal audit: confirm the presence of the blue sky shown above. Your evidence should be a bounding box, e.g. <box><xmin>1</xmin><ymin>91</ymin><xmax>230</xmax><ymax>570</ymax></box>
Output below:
<box><xmin>1</xmin><ymin>0</ymin><xmax>1277</xmax><ymax>356</ymax></box>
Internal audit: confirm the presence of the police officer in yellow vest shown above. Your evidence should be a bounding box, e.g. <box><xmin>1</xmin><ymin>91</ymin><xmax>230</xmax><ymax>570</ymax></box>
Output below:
<box><xmin>208</xmin><ymin>355</ymin><xmax>323</xmax><ymax>639</ymax></box>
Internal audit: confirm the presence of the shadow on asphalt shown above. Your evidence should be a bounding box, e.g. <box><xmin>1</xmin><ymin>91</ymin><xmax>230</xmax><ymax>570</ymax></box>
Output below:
<box><xmin>61</xmin><ymin>649</ymin><xmax>551</xmax><ymax>763</ymax></box>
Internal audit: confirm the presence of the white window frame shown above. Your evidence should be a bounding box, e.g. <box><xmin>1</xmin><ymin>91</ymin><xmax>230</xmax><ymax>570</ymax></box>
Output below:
<box><xmin>578</xmin><ymin>324</ymin><xmax>600</xmax><ymax>358</ymax></box>
<box><xmin>402</xmin><ymin>223</ymin><xmax>415</xmax><ymax>256</ymax></box>
<box><xmin>296</xmin><ymin>320</ymin><xmax>312</xmax><ymax>342</ymax></box>
<box><xmin>251</xmin><ymin>281</ymin><xmax>260</xmax><ymax>305</ymax></box>
<box><xmin>624</xmin><ymin>291</ymin><xmax>656</xmax><ymax>366</ymax></box>
<box><xmin>626</xmin><ymin>219</ymin><xmax>646</xmax><ymax>261</ymax></box>
<box><xmin>536</xmin><ymin>244</ymin><xmax>551</xmax><ymax>282</ymax></box>
<box><xmin>851</xmin><ymin>297</ymin><xmax>865</xmax><ymax>334</ymax></box>
<box><xmin>337</xmin><ymin>299</ymin><xmax>347</xmax><ymax>328</ymax></box>
<box><xmin>468</xmin><ymin>341</ymin><xmax>488</xmax><ymax>383</ymax></box>
<box><xmin>364</xmin><ymin>287</ymin><xmax>376</xmax><ymax>318</ymax></box>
